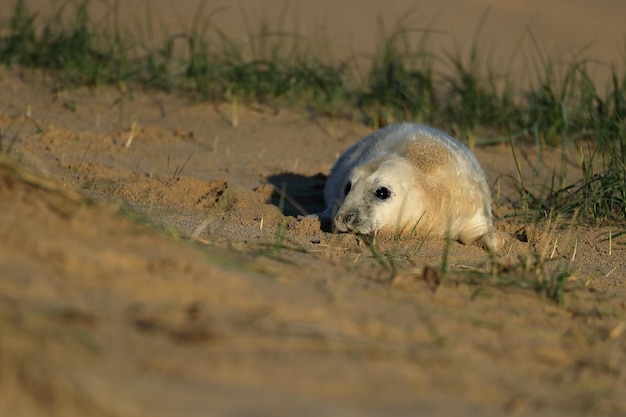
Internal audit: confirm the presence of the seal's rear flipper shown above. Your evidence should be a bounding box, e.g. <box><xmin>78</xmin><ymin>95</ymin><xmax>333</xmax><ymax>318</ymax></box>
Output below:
<box><xmin>479</xmin><ymin>230</ymin><xmax>510</xmax><ymax>254</ymax></box>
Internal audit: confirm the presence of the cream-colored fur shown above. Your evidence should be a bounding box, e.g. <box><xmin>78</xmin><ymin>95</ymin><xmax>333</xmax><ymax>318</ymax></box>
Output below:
<box><xmin>319</xmin><ymin>123</ymin><xmax>501</xmax><ymax>250</ymax></box>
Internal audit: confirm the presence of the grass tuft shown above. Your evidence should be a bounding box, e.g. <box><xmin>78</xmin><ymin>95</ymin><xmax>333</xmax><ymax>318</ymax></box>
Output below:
<box><xmin>356</xmin><ymin>13</ymin><xmax>438</xmax><ymax>126</ymax></box>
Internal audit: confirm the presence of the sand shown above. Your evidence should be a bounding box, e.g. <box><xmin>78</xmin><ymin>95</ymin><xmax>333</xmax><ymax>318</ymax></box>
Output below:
<box><xmin>1</xmin><ymin>1</ymin><xmax>625</xmax><ymax>416</ymax></box>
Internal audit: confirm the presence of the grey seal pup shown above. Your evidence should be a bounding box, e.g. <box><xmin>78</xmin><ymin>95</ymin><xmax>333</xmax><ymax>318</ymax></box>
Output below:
<box><xmin>319</xmin><ymin>123</ymin><xmax>502</xmax><ymax>250</ymax></box>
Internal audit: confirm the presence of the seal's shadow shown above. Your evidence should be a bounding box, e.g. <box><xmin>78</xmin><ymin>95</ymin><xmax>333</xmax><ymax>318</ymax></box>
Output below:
<box><xmin>266</xmin><ymin>172</ymin><xmax>327</xmax><ymax>217</ymax></box>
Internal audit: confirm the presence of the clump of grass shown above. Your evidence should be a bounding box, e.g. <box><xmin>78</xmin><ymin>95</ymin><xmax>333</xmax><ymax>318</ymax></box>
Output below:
<box><xmin>158</xmin><ymin>1</ymin><xmax>348</xmax><ymax>109</ymax></box>
<box><xmin>356</xmin><ymin>14</ymin><xmax>438</xmax><ymax>127</ymax></box>
<box><xmin>441</xmin><ymin>12</ymin><xmax>518</xmax><ymax>138</ymax></box>
<box><xmin>522</xmin><ymin>51</ymin><xmax>595</xmax><ymax>145</ymax></box>
<box><xmin>1</xmin><ymin>0</ymin><xmax>133</xmax><ymax>87</ymax></box>
<box><xmin>363</xmin><ymin>229</ymin><xmax>573</xmax><ymax>305</ymax></box>
<box><xmin>477</xmin><ymin>252</ymin><xmax>572</xmax><ymax>304</ymax></box>
<box><xmin>508</xmin><ymin>127</ymin><xmax>626</xmax><ymax>225</ymax></box>
<box><xmin>362</xmin><ymin>235</ymin><xmax>399</xmax><ymax>278</ymax></box>
<box><xmin>545</xmin><ymin>143</ymin><xmax>625</xmax><ymax>223</ymax></box>
<box><xmin>0</xmin><ymin>0</ymin><xmax>349</xmax><ymax>107</ymax></box>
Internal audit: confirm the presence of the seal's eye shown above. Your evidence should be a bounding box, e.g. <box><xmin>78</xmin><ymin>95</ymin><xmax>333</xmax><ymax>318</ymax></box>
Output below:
<box><xmin>344</xmin><ymin>181</ymin><xmax>352</xmax><ymax>196</ymax></box>
<box><xmin>374</xmin><ymin>187</ymin><xmax>391</xmax><ymax>200</ymax></box>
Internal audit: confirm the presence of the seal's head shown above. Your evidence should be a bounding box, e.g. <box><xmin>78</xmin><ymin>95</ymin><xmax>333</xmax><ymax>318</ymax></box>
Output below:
<box><xmin>333</xmin><ymin>156</ymin><xmax>423</xmax><ymax>235</ymax></box>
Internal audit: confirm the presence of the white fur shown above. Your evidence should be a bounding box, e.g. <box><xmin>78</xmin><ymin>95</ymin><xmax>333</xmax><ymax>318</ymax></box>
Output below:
<box><xmin>319</xmin><ymin>123</ymin><xmax>499</xmax><ymax>248</ymax></box>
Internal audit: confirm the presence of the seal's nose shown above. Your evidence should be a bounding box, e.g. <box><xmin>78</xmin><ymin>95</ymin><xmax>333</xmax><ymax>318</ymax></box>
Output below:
<box><xmin>335</xmin><ymin>210</ymin><xmax>358</xmax><ymax>232</ymax></box>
